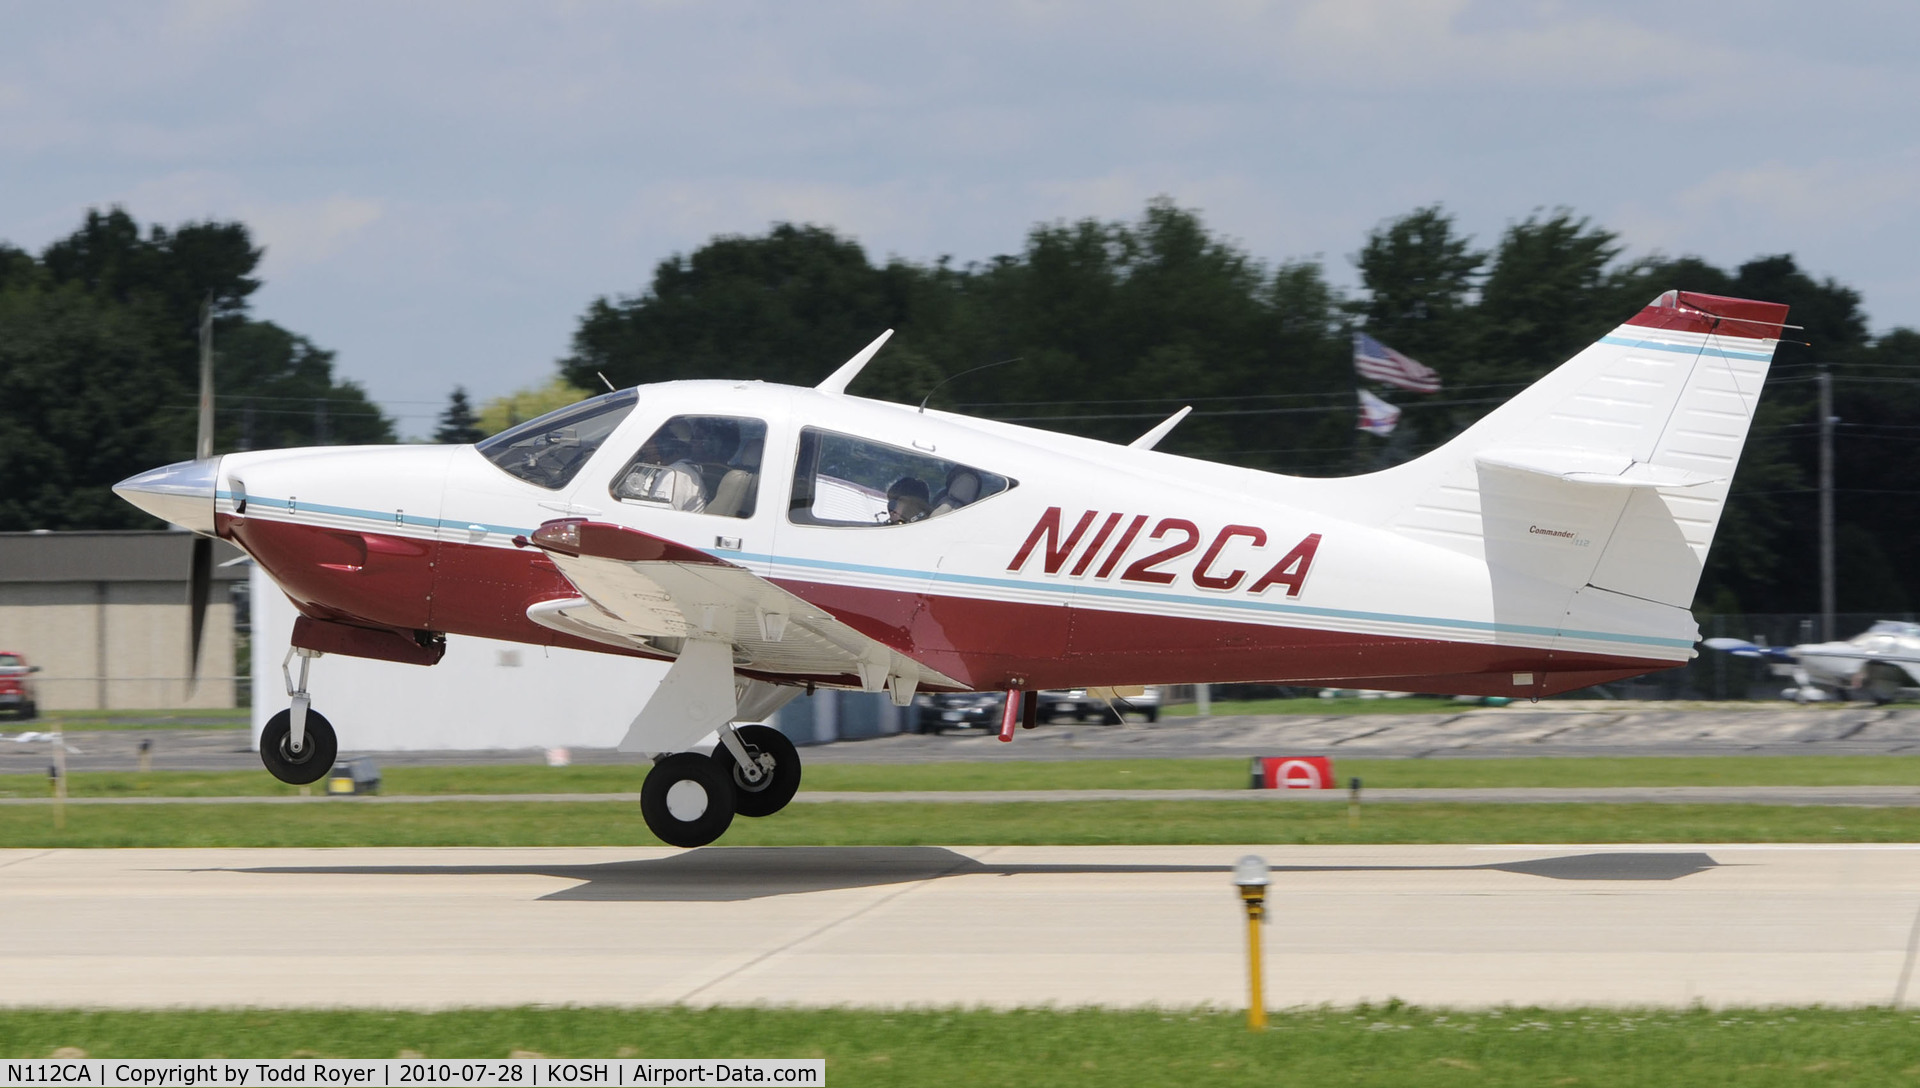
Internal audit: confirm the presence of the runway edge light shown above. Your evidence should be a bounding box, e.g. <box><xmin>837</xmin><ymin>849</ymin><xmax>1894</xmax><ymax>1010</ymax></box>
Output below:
<box><xmin>1235</xmin><ymin>854</ymin><xmax>1270</xmax><ymax>1031</ymax></box>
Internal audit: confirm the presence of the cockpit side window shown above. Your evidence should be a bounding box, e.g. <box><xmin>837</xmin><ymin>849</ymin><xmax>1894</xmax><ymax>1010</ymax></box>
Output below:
<box><xmin>611</xmin><ymin>415</ymin><xmax>767</xmax><ymax>518</ymax></box>
<box><xmin>475</xmin><ymin>389</ymin><xmax>638</xmax><ymax>490</ymax></box>
<box><xmin>788</xmin><ymin>428</ymin><xmax>1013</xmax><ymax>526</ymax></box>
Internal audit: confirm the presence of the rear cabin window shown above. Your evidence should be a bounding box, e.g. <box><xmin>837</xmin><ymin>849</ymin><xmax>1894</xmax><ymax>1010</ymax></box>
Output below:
<box><xmin>475</xmin><ymin>389</ymin><xmax>638</xmax><ymax>490</ymax></box>
<box><xmin>611</xmin><ymin>415</ymin><xmax>768</xmax><ymax>518</ymax></box>
<box><xmin>789</xmin><ymin>428</ymin><xmax>1012</xmax><ymax>526</ymax></box>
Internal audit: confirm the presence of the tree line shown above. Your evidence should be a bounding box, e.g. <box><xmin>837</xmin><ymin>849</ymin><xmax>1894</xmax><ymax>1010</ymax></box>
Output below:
<box><xmin>558</xmin><ymin>199</ymin><xmax>1919</xmax><ymax>617</ymax></box>
<box><xmin>6</xmin><ymin>202</ymin><xmax>1914</xmax><ymax>616</ymax></box>
<box><xmin>0</xmin><ymin>209</ymin><xmax>390</xmax><ymax>530</ymax></box>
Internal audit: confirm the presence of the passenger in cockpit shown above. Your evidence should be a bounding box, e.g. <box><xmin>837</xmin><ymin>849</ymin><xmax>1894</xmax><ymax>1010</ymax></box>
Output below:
<box><xmin>931</xmin><ymin>466</ymin><xmax>982</xmax><ymax>517</ymax></box>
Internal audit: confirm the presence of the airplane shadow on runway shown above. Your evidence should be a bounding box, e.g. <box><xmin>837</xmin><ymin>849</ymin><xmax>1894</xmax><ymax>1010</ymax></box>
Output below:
<box><xmin>229</xmin><ymin>847</ymin><xmax>1721</xmax><ymax>902</ymax></box>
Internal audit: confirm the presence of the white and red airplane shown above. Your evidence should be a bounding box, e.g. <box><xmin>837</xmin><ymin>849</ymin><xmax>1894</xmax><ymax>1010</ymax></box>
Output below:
<box><xmin>116</xmin><ymin>289</ymin><xmax>1789</xmax><ymax>846</ymax></box>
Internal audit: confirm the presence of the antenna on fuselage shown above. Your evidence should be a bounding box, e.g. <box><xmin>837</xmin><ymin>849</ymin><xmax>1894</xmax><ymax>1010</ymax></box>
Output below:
<box><xmin>816</xmin><ymin>329</ymin><xmax>894</xmax><ymax>395</ymax></box>
<box><xmin>1129</xmin><ymin>406</ymin><xmax>1192</xmax><ymax>450</ymax></box>
<box><xmin>916</xmin><ymin>356</ymin><xmax>1023</xmax><ymax>413</ymax></box>
<box><xmin>596</xmin><ymin>371</ymin><xmax>616</xmax><ymax>393</ymax></box>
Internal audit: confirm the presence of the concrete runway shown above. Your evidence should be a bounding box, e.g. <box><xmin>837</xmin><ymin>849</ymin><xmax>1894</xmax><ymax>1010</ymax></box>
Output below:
<box><xmin>6</xmin><ymin>844</ymin><xmax>1919</xmax><ymax>1010</ymax></box>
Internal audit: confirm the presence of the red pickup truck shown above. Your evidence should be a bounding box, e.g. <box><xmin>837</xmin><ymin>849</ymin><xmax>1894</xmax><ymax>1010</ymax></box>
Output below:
<box><xmin>0</xmin><ymin>651</ymin><xmax>39</xmax><ymax>719</ymax></box>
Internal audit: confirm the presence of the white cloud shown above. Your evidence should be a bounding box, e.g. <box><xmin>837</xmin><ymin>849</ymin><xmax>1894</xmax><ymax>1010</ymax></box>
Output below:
<box><xmin>7</xmin><ymin>0</ymin><xmax>1920</xmax><ymax>411</ymax></box>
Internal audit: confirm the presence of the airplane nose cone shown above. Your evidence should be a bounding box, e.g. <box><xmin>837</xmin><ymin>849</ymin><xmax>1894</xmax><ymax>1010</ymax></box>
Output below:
<box><xmin>114</xmin><ymin>457</ymin><xmax>221</xmax><ymax>533</ymax></box>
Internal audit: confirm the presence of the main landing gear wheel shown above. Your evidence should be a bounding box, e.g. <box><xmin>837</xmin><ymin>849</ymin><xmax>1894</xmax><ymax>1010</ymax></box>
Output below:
<box><xmin>641</xmin><ymin>752</ymin><xmax>736</xmax><ymax>848</ymax></box>
<box><xmin>260</xmin><ymin>707</ymin><xmax>338</xmax><ymax>785</ymax></box>
<box><xmin>712</xmin><ymin>724</ymin><xmax>801</xmax><ymax>818</ymax></box>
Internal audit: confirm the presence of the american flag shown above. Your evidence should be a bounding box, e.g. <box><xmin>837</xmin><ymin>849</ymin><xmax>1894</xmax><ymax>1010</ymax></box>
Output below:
<box><xmin>1353</xmin><ymin>332</ymin><xmax>1441</xmax><ymax>393</ymax></box>
<box><xmin>1357</xmin><ymin>388</ymin><xmax>1401</xmax><ymax>436</ymax></box>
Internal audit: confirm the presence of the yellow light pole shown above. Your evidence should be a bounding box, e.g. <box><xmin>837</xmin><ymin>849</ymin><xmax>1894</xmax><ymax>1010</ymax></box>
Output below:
<box><xmin>1234</xmin><ymin>854</ymin><xmax>1269</xmax><ymax>1031</ymax></box>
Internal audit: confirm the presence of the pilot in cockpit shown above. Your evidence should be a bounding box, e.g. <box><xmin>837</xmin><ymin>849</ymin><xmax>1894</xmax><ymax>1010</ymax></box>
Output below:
<box><xmin>884</xmin><ymin>476</ymin><xmax>932</xmax><ymax>524</ymax></box>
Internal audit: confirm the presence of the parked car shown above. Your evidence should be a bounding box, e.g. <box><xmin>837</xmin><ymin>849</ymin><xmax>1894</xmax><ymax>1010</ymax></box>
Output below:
<box><xmin>0</xmin><ymin>651</ymin><xmax>40</xmax><ymax>719</ymax></box>
<box><xmin>910</xmin><ymin>690</ymin><xmax>1007</xmax><ymax>733</ymax></box>
<box><xmin>1037</xmin><ymin>686</ymin><xmax>1161</xmax><ymax>724</ymax></box>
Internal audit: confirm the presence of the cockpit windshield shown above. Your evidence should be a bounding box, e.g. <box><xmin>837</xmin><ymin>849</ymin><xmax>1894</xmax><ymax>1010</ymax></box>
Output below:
<box><xmin>475</xmin><ymin>389</ymin><xmax>638</xmax><ymax>490</ymax></box>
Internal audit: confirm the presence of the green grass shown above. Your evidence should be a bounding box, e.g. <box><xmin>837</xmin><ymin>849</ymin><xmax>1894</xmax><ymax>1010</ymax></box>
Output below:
<box><xmin>4</xmin><ymin>1005</ymin><xmax>1919</xmax><ymax>1085</ymax></box>
<box><xmin>9</xmin><ymin>754</ymin><xmax>1920</xmax><ymax>801</ymax></box>
<box><xmin>5</xmin><ymin>798</ymin><xmax>1920</xmax><ymax>848</ymax></box>
<box><xmin>25</xmin><ymin>708</ymin><xmax>249</xmax><ymax>731</ymax></box>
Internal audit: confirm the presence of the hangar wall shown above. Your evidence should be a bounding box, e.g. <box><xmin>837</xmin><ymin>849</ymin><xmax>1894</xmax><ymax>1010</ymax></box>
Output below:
<box><xmin>0</xmin><ymin>532</ymin><xmax>244</xmax><ymax>710</ymax></box>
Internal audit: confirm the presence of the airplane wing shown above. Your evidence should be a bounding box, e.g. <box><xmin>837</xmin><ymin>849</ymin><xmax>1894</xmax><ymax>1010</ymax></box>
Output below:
<box><xmin>521</xmin><ymin>519</ymin><xmax>959</xmax><ymax>750</ymax></box>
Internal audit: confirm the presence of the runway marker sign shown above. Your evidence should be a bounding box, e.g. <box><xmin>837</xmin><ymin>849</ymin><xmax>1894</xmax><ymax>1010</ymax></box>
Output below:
<box><xmin>1249</xmin><ymin>755</ymin><xmax>1334</xmax><ymax>789</ymax></box>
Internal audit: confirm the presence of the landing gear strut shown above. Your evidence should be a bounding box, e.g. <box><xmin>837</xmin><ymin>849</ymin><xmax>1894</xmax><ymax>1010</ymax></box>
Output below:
<box><xmin>262</xmin><ymin>647</ymin><xmax>337</xmax><ymax>785</ymax></box>
<box><xmin>712</xmin><ymin>723</ymin><xmax>801</xmax><ymax>818</ymax></box>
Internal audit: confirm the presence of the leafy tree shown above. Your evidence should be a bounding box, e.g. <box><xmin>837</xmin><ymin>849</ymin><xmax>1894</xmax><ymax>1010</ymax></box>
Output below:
<box><xmin>0</xmin><ymin>207</ymin><xmax>394</xmax><ymax>530</ymax></box>
<box><xmin>1351</xmin><ymin>205</ymin><xmax>1484</xmax><ymax>365</ymax></box>
<box><xmin>563</xmin><ymin>224</ymin><xmax>903</xmax><ymax>391</ymax></box>
<box><xmin>0</xmin><ymin>282</ymin><xmax>180</xmax><ymax>529</ymax></box>
<box><xmin>433</xmin><ymin>386</ymin><xmax>486</xmax><ymax>445</ymax></box>
<box><xmin>213</xmin><ymin>320</ymin><xmax>392</xmax><ymax>450</ymax></box>
<box><xmin>1473</xmin><ymin>210</ymin><xmax>1638</xmax><ymax>385</ymax></box>
<box><xmin>477</xmin><ymin>377</ymin><xmax>594</xmax><ymax>436</ymax></box>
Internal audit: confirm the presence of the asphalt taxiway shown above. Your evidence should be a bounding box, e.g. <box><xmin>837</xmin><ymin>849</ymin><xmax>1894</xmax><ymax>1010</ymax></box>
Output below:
<box><xmin>7</xmin><ymin>702</ymin><xmax>1920</xmax><ymax>776</ymax></box>
<box><xmin>5</xmin><ymin>844</ymin><xmax>1918</xmax><ymax>1009</ymax></box>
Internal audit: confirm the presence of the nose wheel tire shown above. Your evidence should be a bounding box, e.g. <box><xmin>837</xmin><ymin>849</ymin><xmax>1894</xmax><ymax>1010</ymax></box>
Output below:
<box><xmin>641</xmin><ymin>752</ymin><xmax>737</xmax><ymax>847</ymax></box>
<box><xmin>711</xmin><ymin>724</ymin><xmax>802</xmax><ymax>818</ymax></box>
<box><xmin>260</xmin><ymin>708</ymin><xmax>338</xmax><ymax>785</ymax></box>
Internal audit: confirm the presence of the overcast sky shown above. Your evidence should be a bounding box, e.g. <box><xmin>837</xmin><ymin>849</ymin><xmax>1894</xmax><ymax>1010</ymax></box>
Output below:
<box><xmin>5</xmin><ymin>1</ymin><xmax>1917</xmax><ymax>435</ymax></box>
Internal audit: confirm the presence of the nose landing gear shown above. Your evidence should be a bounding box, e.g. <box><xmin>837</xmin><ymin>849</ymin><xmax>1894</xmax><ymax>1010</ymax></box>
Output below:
<box><xmin>262</xmin><ymin>647</ymin><xmax>337</xmax><ymax>785</ymax></box>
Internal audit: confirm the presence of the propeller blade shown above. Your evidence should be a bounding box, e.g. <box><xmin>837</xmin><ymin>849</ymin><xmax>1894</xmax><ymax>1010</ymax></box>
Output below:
<box><xmin>188</xmin><ymin>535</ymin><xmax>212</xmax><ymax>691</ymax></box>
<box><xmin>196</xmin><ymin>294</ymin><xmax>215</xmax><ymax>461</ymax></box>
<box><xmin>188</xmin><ymin>293</ymin><xmax>216</xmax><ymax>696</ymax></box>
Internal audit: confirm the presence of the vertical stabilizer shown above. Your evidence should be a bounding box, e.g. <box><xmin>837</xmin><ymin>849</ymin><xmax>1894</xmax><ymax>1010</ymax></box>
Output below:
<box><xmin>1313</xmin><ymin>291</ymin><xmax>1788</xmax><ymax>656</ymax></box>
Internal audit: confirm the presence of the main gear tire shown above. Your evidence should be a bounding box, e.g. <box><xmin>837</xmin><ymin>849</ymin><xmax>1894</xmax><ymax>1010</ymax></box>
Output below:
<box><xmin>641</xmin><ymin>752</ymin><xmax>737</xmax><ymax>847</ymax></box>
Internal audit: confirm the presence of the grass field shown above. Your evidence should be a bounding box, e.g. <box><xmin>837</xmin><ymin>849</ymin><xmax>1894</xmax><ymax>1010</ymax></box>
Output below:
<box><xmin>4</xmin><ymin>797</ymin><xmax>1919</xmax><ymax>847</ymax></box>
<box><xmin>7</xmin><ymin>754</ymin><xmax>1920</xmax><ymax>800</ymax></box>
<box><xmin>3</xmin><ymin>1005</ymin><xmax>1918</xmax><ymax>1085</ymax></box>
<box><xmin>19</xmin><ymin>708</ymin><xmax>249</xmax><ymax>731</ymax></box>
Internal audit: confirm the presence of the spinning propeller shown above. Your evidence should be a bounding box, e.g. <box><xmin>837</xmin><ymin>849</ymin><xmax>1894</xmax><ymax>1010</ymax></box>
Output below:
<box><xmin>187</xmin><ymin>298</ymin><xmax>216</xmax><ymax>690</ymax></box>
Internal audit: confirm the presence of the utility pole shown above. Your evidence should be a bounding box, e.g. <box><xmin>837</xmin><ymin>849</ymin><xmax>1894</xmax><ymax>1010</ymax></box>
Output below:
<box><xmin>1818</xmin><ymin>365</ymin><xmax>1835</xmax><ymax>642</ymax></box>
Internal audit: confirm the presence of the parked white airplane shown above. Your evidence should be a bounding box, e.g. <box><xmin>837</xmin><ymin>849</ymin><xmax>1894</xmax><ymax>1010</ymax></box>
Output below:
<box><xmin>1704</xmin><ymin>621</ymin><xmax>1920</xmax><ymax>703</ymax></box>
<box><xmin>116</xmin><ymin>289</ymin><xmax>1789</xmax><ymax>845</ymax></box>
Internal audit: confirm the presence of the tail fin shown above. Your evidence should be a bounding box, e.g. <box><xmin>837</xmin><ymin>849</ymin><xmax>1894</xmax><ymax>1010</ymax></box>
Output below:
<box><xmin>1328</xmin><ymin>291</ymin><xmax>1787</xmax><ymax>636</ymax></box>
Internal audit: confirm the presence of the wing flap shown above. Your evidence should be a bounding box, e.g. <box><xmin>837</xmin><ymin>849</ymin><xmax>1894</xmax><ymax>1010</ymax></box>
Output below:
<box><xmin>524</xmin><ymin>519</ymin><xmax>957</xmax><ymax>693</ymax></box>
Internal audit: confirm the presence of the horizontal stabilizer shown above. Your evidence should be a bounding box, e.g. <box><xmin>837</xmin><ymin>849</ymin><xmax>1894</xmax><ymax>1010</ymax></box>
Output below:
<box><xmin>1476</xmin><ymin>448</ymin><xmax>1723</xmax><ymax>489</ymax></box>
